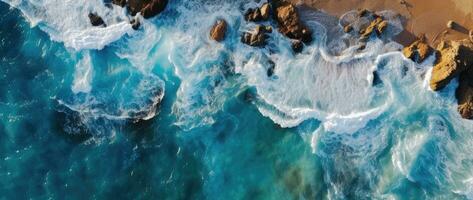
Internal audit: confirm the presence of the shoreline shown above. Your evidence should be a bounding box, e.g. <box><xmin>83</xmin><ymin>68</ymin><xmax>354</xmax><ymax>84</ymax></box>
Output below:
<box><xmin>291</xmin><ymin>0</ymin><xmax>473</xmax><ymax>46</ymax></box>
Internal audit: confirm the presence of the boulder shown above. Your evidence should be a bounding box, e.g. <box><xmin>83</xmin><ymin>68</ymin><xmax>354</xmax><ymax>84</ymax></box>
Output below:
<box><xmin>273</xmin><ymin>1</ymin><xmax>312</xmax><ymax>43</ymax></box>
<box><xmin>88</xmin><ymin>13</ymin><xmax>106</xmax><ymax>27</ymax></box>
<box><xmin>210</xmin><ymin>19</ymin><xmax>228</xmax><ymax>42</ymax></box>
<box><xmin>430</xmin><ymin>40</ymin><xmax>473</xmax><ymax>91</ymax></box>
<box><xmin>403</xmin><ymin>36</ymin><xmax>434</xmax><ymax>63</ymax></box>
<box><xmin>127</xmin><ymin>0</ymin><xmax>168</xmax><ymax>19</ymax></box>
<box><xmin>244</xmin><ymin>3</ymin><xmax>271</xmax><ymax>22</ymax></box>
<box><xmin>241</xmin><ymin>25</ymin><xmax>272</xmax><ymax>47</ymax></box>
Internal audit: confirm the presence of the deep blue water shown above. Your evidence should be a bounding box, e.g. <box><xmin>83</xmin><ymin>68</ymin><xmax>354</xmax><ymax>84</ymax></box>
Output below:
<box><xmin>2</xmin><ymin>0</ymin><xmax>473</xmax><ymax>199</ymax></box>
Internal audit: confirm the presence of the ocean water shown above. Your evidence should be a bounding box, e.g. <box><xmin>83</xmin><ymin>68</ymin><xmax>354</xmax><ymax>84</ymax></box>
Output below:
<box><xmin>2</xmin><ymin>0</ymin><xmax>473</xmax><ymax>199</ymax></box>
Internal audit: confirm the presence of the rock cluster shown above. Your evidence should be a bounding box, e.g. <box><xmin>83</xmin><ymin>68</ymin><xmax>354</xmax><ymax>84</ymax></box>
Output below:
<box><xmin>241</xmin><ymin>25</ymin><xmax>273</xmax><ymax>47</ymax></box>
<box><xmin>343</xmin><ymin>9</ymin><xmax>389</xmax><ymax>42</ymax></box>
<box><xmin>428</xmin><ymin>40</ymin><xmax>473</xmax><ymax>119</ymax></box>
<box><xmin>244</xmin><ymin>3</ymin><xmax>271</xmax><ymax>22</ymax></box>
<box><xmin>210</xmin><ymin>19</ymin><xmax>228</xmax><ymax>42</ymax></box>
<box><xmin>239</xmin><ymin>1</ymin><xmax>312</xmax><ymax>52</ymax></box>
<box><xmin>403</xmin><ymin>36</ymin><xmax>434</xmax><ymax>63</ymax></box>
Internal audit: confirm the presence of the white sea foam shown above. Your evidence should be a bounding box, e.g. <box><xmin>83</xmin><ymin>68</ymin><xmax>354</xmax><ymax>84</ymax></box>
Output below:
<box><xmin>72</xmin><ymin>52</ymin><xmax>93</xmax><ymax>94</ymax></box>
<box><xmin>2</xmin><ymin>0</ymin><xmax>132</xmax><ymax>50</ymax></box>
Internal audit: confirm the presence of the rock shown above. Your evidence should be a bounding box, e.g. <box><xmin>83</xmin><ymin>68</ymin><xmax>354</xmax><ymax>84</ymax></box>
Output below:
<box><xmin>343</xmin><ymin>24</ymin><xmax>353</xmax><ymax>33</ymax></box>
<box><xmin>430</xmin><ymin>40</ymin><xmax>473</xmax><ymax>91</ymax></box>
<box><xmin>402</xmin><ymin>36</ymin><xmax>434</xmax><ymax>63</ymax></box>
<box><xmin>267</xmin><ymin>60</ymin><xmax>276</xmax><ymax>77</ymax></box>
<box><xmin>130</xmin><ymin>18</ymin><xmax>141</xmax><ymax>30</ymax></box>
<box><xmin>127</xmin><ymin>0</ymin><xmax>168</xmax><ymax>19</ymax></box>
<box><xmin>111</xmin><ymin>0</ymin><xmax>126</xmax><ymax>7</ymax></box>
<box><xmin>358</xmin><ymin>9</ymin><xmax>369</xmax><ymax>17</ymax></box>
<box><xmin>260</xmin><ymin>3</ymin><xmax>271</xmax><ymax>19</ymax></box>
<box><xmin>210</xmin><ymin>19</ymin><xmax>228</xmax><ymax>42</ymax></box>
<box><xmin>273</xmin><ymin>1</ymin><xmax>312</xmax><ymax>44</ymax></box>
<box><xmin>291</xmin><ymin>40</ymin><xmax>303</xmax><ymax>53</ymax></box>
<box><xmin>244</xmin><ymin>3</ymin><xmax>271</xmax><ymax>22</ymax></box>
<box><xmin>360</xmin><ymin>17</ymin><xmax>388</xmax><ymax>40</ymax></box>
<box><xmin>241</xmin><ymin>25</ymin><xmax>272</xmax><ymax>47</ymax></box>
<box><xmin>88</xmin><ymin>13</ymin><xmax>106</xmax><ymax>27</ymax></box>
<box><xmin>456</xmin><ymin>72</ymin><xmax>473</xmax><ymax>119</ymax></box>
<box><xmin>447</xmin><ymin>20</ymin><xmax>455</xmax><ymax>29</ymax></box>
<box><xmin>377</xmin><ymin>20</ymin><xmax>388</xmax><ymax>34</ymax></box>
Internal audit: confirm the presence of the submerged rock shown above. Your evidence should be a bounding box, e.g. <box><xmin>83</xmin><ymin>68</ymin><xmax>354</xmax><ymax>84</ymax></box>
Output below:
<box><xmin>430</xmin><ymin>40</ymin><xmax>473</xmax><ymax>91</ymax></box>
<box><xmin>244</xmin><ymin>3</ymin><xmax>271</xmax><ymax>22</ymax></box>
<box><xmin>267</xmin><ymin>60</ymin><xmax>276</xmax><ymax>77</ymax></box>
<box><xmin>210</xmin><ymin>19</ymin><xmax>228</xmax><ymax>42</ymax></box>
<box><xmin>273</xmin><ymin>0</ymin><xmax>312</xmax><ymax>44</ymax></box>
<box><xmin>241</xmin><ymin>25</ymin><xmax>272</xmax><ymax>47</ymax></box>
<box><xmin>88</xmin><ymin>13</ymin><xmax>106</xmax><ymax>27</ymax></box>
<box><xmin>403</xmin><ymin>36</ymin><xmax>434</xmax><ymax>63</ymax></box>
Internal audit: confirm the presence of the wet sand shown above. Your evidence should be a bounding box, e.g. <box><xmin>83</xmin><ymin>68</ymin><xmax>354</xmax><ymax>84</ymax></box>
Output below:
<box><xmin>291</xmin><ymin>0</ymin><xmax>473</xmax><ymax>46</ymax></box>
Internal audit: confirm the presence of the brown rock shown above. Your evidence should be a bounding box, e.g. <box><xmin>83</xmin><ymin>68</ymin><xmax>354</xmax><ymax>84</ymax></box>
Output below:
<box><xmin>128</xmin><ymin>0</ymin><xmax>168</xmax><ymax>19</ymax></box>
<box><xmin>430</xmin><ymin>40</ymin><xmax>473</xmax><ymax>91</ymax></box>
<box><xmin>245</xmin><ymin>3</ymin><xmax>271</xmax><ymax>22</ymax></box>
<box><xmin>402</xmin><ymin>36</ymin><xmax>434</xmax><ymax>63</ymax></box>
<box><xmin>358</xmin><ymin>9</ymin><xmax>369</xmax><ymax>17</ymax></box>
<box><xmin>88</xmin><ymin>13</ymin><xmax>106</xmax><ymax>27</ymax></box>
<box><xmin>210</xmin><ymin>19</ymin><xmax>228</xmax><ymax>42</ymax></box>
<box><xmin>360</xmin><ymin>17</ymin><xmax>388</xmax><ymax>39</ymax></box>
<box><xmin>260</xmin><ymin>3</ymin><xmax>271</xmax><ymax>19</ymax></box>
<box><xmin>273</xmin><ymin>1</ymin><xmax>312</xmax><ymax>44</ymax></box>
<box><xmin>241</xmin><ymin>25</ymin><xmax>272</xmax><ymax>47</ymax></box>
<box><xmin>343</xmin><ymin>24</ymin><xmax>353</xmax><ymax>33</ymax></box>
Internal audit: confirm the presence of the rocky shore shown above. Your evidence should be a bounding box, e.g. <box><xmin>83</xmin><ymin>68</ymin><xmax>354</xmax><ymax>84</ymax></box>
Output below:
<box><xmin>88</xmin><ymin>0</ymin><xmax>473</xmax><ymax>120</ymax></box>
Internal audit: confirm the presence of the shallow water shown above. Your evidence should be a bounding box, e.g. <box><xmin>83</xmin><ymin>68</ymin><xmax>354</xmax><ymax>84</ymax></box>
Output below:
<box><xmin>1</xmin><ymin>0</ymin><xmax>473</xmax><ymax>199</ymax></box>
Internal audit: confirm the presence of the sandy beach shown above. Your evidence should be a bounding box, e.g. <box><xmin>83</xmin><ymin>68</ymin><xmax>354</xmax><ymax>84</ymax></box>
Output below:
<box><xmin>291</xmin><ymin>0</ymin><xmax>473</xmax><ymax>45</ymax></box>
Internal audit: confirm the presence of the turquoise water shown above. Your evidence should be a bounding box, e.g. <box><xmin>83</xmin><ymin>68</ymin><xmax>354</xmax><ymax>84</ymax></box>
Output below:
<box><xmin>2</xmin><ymin>0</ymin><xmax>473</xmax><ymax>199</ymax></box>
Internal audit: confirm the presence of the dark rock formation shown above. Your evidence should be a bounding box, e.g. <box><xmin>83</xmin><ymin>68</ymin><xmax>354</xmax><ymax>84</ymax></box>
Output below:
<box><xmin>140</xmin><ymin>0</ymin><xmax>168</xmax><ymax>18</ymax></box>
<box><xmin>241</xmin><ymin>25</ymin><xmax>272</xmax><ymax>47</ymax></box>
<box><xmin>130</xmin><ymin>18</ymin><xmax>141</xmax><ymax>30</ymax></box>
<box><xmin>403</xmin><ymin>36</ymin><xmax>434</xmax><ymax>63</ymax></box>
<box><xmin>210</xmin><ymin>19</ymin><xmax>228</xmax><ymax>42</ymax></box>
<box><xmin>291</xmin><ymin>40</ymin><xmax>303</xmax><ymax>53</ymax></box>
<box><xmin>456</xmin><ymin>71</ymin><xmax>473</xmax><ymax>119</ymax></box>
<box><xmin>267</xmin><ymin>60</ymin><xmax>276</xmax><ymax>77</ymax></box>
<box><xmin>430</xmin><ymin>40</ymin><xmax>473</xmax><ymax>91</ymax></box>
<box><xmin>111</xmin><ymin>0</ymin><xmax>126</xmax><ymax>7</ymax></box>
<box><xmin>245</xmin><ymin>3</ymin><xmax>271</xmax><ymax>22</ymax></box>
<box><xmin>88</xmin><ymin>13</ymin><xmax>106</xmax><ymax>27</ymax></box>
<box><xmin>113</xmin><ymin>0</ymin><xmax>168</xmax><ymax>19</ymax></box>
